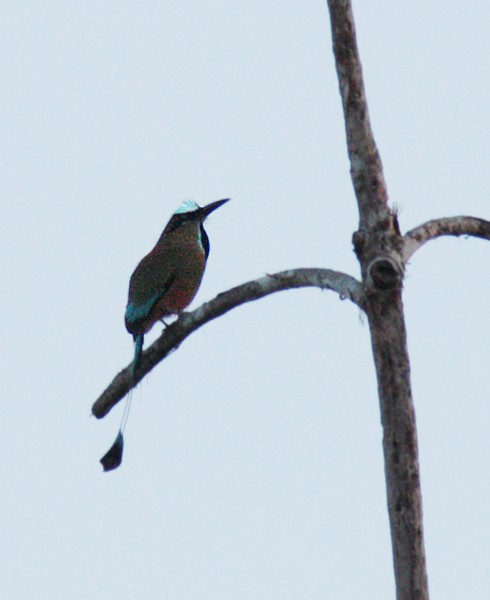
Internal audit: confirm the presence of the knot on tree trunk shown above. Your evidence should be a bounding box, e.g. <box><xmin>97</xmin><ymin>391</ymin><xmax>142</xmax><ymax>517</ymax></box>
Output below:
<box><xmin>367</xmin><ymin>256</ymin><xmax>404</xmax><ymax>291</ymax></box>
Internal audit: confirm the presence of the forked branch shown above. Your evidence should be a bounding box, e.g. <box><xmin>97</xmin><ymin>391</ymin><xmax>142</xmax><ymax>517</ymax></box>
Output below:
<box><xmin>328</xmin><ymin>2</ymin><xmax>429</xmax><ymax>598</ymax></box>
<box><xmin>92</xmin><ymin>268</ymin><xmax>363</xmax><ymax>419</ymax></box>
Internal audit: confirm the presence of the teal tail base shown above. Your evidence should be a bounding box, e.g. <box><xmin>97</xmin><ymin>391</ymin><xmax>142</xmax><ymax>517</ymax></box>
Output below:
<box><xmin>131</xmin><ymin>333</ymin><xmax>144</xmax><ymax>378</ymax></box>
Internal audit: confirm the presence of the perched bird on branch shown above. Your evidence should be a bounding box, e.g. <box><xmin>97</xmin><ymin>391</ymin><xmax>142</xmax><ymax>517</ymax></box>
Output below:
<box><xmin>125</xmin><ymin>198</ymin><xmax>230</xmax><ymax>375</ymax></box>
<box><xmin>100</xmin><ymin>198</ymin><xmax>230</xmax><ymax>472</ymax></box>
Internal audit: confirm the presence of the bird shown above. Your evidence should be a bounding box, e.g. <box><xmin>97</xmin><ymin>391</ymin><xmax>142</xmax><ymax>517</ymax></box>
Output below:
<box><xmin>125</xmin><ymin>197</ymin><xmax>230</xmax><ymax>376</ymax></box>
<box><xmin>100</xmin><ymin>197</ymin><xmax>230</xmax><ymax>472</ymax></box>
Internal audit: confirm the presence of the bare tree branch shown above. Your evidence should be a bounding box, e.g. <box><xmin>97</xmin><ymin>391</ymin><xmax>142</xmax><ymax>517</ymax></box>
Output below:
<box><xmin>327</xmin><ymin>2</ymin><xmax>429</xmax><ymax>598</ymax></box>
<box><xmin>366</xmin><ymin>293</ymin><xmax>428</xmax><ymax>600</ymax></box>
<box><xmin>403</xmin><ymin>215</ymin><xmax>490</xmax><ymax>261</ymax></box>
<box><xmin>327</xmin><ymin>0</ymin><xmax>390</xmax><ymax>232</ymax></box>
<box><xmin>92</xmin><ymin>268</ymin><xmax>363</xmax><ymax>419</ymax></box>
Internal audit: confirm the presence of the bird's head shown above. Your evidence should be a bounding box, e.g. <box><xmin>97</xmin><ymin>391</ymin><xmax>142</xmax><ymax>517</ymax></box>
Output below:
<box><xmin>157</xmin><ymin>199</ymin><xmax>230</xmax><ymax>259</ymax></box>
<box><xmin>174</xmin><ymin>198</ymin><xmax>230</xmax><ymax>220</ymax></box>
<box><xmin>163</xmin><ymin>198</ymin><xmax>230</xmax><ymax>236</ymax></box>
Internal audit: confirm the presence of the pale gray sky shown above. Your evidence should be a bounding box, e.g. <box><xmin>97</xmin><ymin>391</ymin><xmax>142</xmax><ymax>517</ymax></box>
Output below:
<box><xmin>2</xmin><ymin>2</ymin><xmax>489</xmax><ymax>599</ymax></box>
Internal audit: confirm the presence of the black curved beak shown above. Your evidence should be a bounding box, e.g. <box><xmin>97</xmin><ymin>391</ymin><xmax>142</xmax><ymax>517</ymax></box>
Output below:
<box><xmin>200</xmin><ymin>198</ymin><xmax>230</xmax><ymax>219</ymax></box>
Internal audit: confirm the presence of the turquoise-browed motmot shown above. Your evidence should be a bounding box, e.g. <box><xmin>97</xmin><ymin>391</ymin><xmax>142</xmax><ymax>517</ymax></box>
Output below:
<box><xmin>100</xmin><ymin>198</ymin><xmax>230</xmax><ymax>472</ymax></box>
<box><xmin>125</xmin><ymin>197</ymin><xmax>230</xmax><ymax>374</ymax></box>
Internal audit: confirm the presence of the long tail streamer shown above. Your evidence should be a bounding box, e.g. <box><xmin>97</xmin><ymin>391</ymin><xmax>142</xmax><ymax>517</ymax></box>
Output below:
<box><xmin>100</xmin><ymin>335</ymin><xmax>142</xmax><ymax>472</ymax></box>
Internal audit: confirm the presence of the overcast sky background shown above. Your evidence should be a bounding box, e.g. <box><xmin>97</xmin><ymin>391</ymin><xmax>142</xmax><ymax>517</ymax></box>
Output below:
<box><xmin>2</xmin><ymin>2</ymin><xmax>489</xmax><ymax>598</ymax></box>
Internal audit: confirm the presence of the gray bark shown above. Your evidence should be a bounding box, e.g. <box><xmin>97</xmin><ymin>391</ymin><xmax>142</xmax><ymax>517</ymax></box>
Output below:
<box><xmin>327</xmin><ymin>1</ymin><xmax>428</xmax><ymax>597</ymax></box>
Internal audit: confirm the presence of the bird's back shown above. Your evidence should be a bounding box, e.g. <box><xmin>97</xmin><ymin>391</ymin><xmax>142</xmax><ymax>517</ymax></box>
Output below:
<box><xmin>125</xmin><ymin>221</ymin><xmax>207</xmax><ymax>335</ymax></box>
